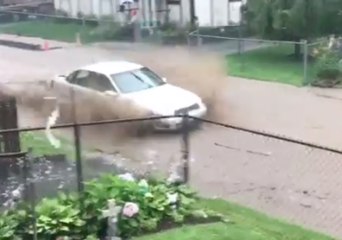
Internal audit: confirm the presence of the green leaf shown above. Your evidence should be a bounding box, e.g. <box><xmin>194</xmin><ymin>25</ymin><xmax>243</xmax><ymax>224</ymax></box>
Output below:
<box><xmin>59</xmin><ymin>217</ymin><xmax>74</xmax><ymax>224</ymax></box>
<box><xmin>171</xmin><ymin>212</ymin><xmax>185</xmax><ymax>223</ymax></box>
<box><xmin>59</xmin><ymin>226</ymin><xmax>70</xmax><ymax>232</ymax></box>
<box><xmin>38</xmin><ymin>215</ymin><xmax>51</xmax><ymax>222</ymax></box>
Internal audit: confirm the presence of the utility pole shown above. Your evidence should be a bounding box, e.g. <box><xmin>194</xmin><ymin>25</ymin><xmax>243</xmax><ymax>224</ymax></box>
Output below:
<box><xmin>132</xmin><ymin>0</ymin><xmax>141</xmax><ymax>42</ymax></box>
<box><xmin>189</xmin><ymin>0</ymin><xmax>196</xmax><ymax>28</ymax></box>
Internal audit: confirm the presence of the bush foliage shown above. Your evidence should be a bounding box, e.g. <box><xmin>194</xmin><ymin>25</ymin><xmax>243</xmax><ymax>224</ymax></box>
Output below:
<box><xmin>0</xmin><ymin>174</ymin><xmax>223</xmax><ymax>240</ymax></box>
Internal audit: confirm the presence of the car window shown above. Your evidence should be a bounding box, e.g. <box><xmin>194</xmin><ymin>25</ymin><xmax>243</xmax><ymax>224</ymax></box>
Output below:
<box><xmin>111</xmin><ymin>67</ymin><xmax>165</xmax><ymax>94</ymax></box>
<box><xmin>70</xmin><ymin>70</ymin><xmax>91</xmax><ymax>87</ymax></box>
<box><xmin>66</xmin><ymin>71</ymin><xmax>78</xmax><ymax>83</ymax></box>
<box><xmin>87</xmin><ymin>73</ymin><xmax>116</xmax><ymax>92</ymax></box>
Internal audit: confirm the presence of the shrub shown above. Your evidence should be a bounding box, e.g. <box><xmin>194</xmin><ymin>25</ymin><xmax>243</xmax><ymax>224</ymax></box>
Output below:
<box><xmin>315</xmin><ymin>51</ymin><xmax>341</xmax><ymax>80</ymax></box>
<box><xmin>311</xmin><ymin>37</ymin><xmax>342</xmax><ymax>87</ymax></box>
<box><xmin>81</xmin><ymin>174</ymin><xmax>203</xmax><ymax>238</ymax></box>
<box><xmin>0</xmin><ymin>212</ymin><xmax>20</xmax><ymax>240</ymax></box>
<box><xmin>0</xmin><ymin>174</ymin><xmax>222</xmax><ymax>239</ymax></box>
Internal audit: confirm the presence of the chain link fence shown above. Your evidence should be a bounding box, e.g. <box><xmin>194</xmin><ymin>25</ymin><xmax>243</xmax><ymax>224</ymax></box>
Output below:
<box><xmin>2</xmin><ymin>109</ymin><xmax>342</xmax><ymax>237</ymax></box>
<box><xmin>190</xmin><ymin>120</ymin><xmax>342</xmax><ymax>238</ymax></box>
<box><xmin>188</xmin><ymin>31</ymin><xmax>339</xmax><ymax>87</ymax></box>
<box><xmin>0</xmin><ymin>79</ymin><xmax>187</xmax><ymax>208</ymax></box>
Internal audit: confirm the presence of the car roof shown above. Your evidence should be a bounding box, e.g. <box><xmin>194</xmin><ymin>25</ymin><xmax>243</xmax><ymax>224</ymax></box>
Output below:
<box><xmin>80</xmin><ymin>61</ymin><xmax>143</xmax><ymax>75</ymax></box>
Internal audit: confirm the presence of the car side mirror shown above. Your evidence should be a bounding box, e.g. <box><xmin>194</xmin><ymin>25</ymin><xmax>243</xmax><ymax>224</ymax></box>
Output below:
<box><xmin>54</xmin><ymin>74</ymin><xmax>67</xmax><ymax>82</ymax></box>
<box><xmin>103</xmin><ymin>90</ymin><xmax>117</xmax><ymax>96</ymax></box>
<box><xmin>162</xmin><ymin>77</ymin><xmax>167</xmax><ymax>83</ymax></box>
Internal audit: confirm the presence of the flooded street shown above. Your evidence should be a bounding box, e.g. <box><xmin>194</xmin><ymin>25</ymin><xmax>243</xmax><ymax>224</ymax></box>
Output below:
<box><xmin>1</xmin><ymin>43</ymin><xmax>342</xmax><ymax>237</ymax></box>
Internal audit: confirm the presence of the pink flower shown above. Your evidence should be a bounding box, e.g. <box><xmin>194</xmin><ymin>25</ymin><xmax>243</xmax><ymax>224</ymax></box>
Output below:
<box><xmin>122</xmin><ymin>202</ymin><xmax>139</xmax><ymax>218</ymax></box>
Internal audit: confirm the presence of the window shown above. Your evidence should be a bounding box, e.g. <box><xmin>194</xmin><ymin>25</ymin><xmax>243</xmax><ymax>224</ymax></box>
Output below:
<box><xmin>70</xmin><ymin>70</ymin><xmax>91</xmax><ymax>87</ymax></box>
<box><xmin>87</xmin><ymin>72</ymin><xmax>116</xmax><ymax>92</ymax></box>
<box><xmin>69</xmin><ymin>70</ymin><xmax>116</xmax><ymax>92</ymax></box>
<box><xmin>66</xmin><ymin>71</ymin><xmax>78</xmax><ymax>83</ymax></box>
<box><xmin>111</xmin><ymin>67</ymin><xmax>165</xmax><ymax>94</ymax></box>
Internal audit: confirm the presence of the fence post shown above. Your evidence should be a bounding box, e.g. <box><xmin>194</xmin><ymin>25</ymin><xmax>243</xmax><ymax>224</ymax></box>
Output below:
<box><xmin>22</xmin><ymin>149</ymin><xmax>37</xmax><ymax>240</ymax></box>
<box><xmin>303</xmin><ymin>40</ymin><xmax>309</xmax><ymax>86</ymax></box>
<box><xmin>70</xmin><ymin>88</ymin><xmax>84</xmax><ymax>197</ymax></box>
<box><xmin>27</xmin><ymin>153</ymin><xmax>38</xmax><ymax>240</ymax></box>
<box><xmin>74</xmin><ymin>125</ymin><xmax>84</xmax><ymax>194</ymax></box>
<box><xmin>196</xmin><ymin>29</ymin><xmax>201</xmax><ymax>47</ymax></box>
<box><xmin>187</xmin><ymin>33</ymin><xmax>190</xmax><ymax>48</ymax></box>
<box><xmin>181</xmin><ymin>115</ymin><xmax>190</xmax><ymax>184</ymax></box>
<box><xmin>30</xmin><ymin>180</ymin><xmax>38</xmax><ymax>240</ymax></box>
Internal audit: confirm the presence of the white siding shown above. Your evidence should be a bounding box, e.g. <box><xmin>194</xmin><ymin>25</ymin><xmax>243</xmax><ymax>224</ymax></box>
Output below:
<box><xmin>194</xmin><ymin>0</ymin><xmax>211</xmax><ymax>26</ymax></box>
<box><xmin>168</xmin><ymin>0</ymin><xmax>190</xmax><ymax>26</ymax></box>
<box><xmin>228</xmin><ymin>1</ymin><xmax>243</xmax><ymax>25</ymax></box>
<box><xmin>193</xmin><ymin>0</ymin><xmax>244</xmax><ymax>27</ymax></box>
<box><xmin>168</xmin><ymin>4</ymin><xmax>181</xmax><ymax>23</ymax></box>
<box><xmin>54</xmin><ymin>0</ymin><xmax>123</xmax><ymax>17</ymax></box>
<box><xmin>212</xmin><ymin>0</ymin><xmax>229</xmax><ymax>27</ymax></box>
<box><xmin>54</xmin><ymin>0</ymin><xmax>246</xmax><ymax>27</ymax></box>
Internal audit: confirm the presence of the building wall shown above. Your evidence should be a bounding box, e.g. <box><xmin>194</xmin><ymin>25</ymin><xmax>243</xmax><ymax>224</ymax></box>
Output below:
<box><xmin>194</xmin><ymin>0</ymin><xmax>245</xmax><ymax>27</ymax></box>
<box><xmin>54</xmin><ymin>0</ymin><xmax>246</xmax><ymax>27</ymax></box>
<box><xmin>54</xmin><ymin>0</ymin><xmax>162</xmax><ymax>26</ymax></box>
<box><xmin>54</xmin><ymin>0</ymin><xmax>119</xmax><ymax>17</ymax></box>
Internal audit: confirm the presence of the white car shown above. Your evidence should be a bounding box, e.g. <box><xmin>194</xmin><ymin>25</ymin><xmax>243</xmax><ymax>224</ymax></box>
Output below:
<box><xmin>56</xmin><ymin>61</ymin><xmax>207</xmax><ymax>130</ymax></box>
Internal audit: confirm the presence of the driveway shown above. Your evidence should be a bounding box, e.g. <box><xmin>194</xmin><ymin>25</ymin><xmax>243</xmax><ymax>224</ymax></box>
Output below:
<box><xmin>1</xmin><ymin>42</ymin><xmax>342</xmax><ymax>238</ymax></box>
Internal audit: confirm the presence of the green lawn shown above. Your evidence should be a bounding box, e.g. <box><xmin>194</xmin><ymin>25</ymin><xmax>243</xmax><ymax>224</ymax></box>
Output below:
<box><xmin>227</xmin><ymin>45</ymin><xmax>315</xmax><ymax>86</ymax></box>
<box><xmin>20</xmin><ymin>131</ymin><xmax>75</xmax><ymax>158</ymax></box>
<box><xmin>20</xmin><ymin>131</ymin><xmax>97</xmax><ymax>160</ymax></box>
<box><xmin>137</xmin><ymin>199</ymin><xmax>334</xmax><ymax>240</ymax></box>
<box><xmin>0</xmin><ymin>20</ymin><xmax>99</xmax><ymax>43</ymax></box>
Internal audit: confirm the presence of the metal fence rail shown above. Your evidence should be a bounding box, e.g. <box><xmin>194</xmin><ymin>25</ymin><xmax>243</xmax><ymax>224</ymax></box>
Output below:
<box><xmin>187</xmin><ymin>30</ymin><xmax>334</xmax><ymax>86</ymax></box>
<box><xmin>1</xmin><ymin>114</ymin><xmax>342</xmax><ymax>237</ymax></box>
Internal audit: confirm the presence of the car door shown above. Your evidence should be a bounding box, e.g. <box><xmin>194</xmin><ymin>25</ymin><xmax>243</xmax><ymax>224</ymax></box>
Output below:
<box><xmin>86</xmin><ymin>72</ymin><xmax>118</xmax><ymax>94</ymax></box>
<box><xmin>68</xmin><ymin>69</ymin><xmax>118</xmax><ymax>97</ymax></box>
<box><xmin>63</xmin><ymin>69</ymin><xmax>101</xmax><ymax>102</ymax></box>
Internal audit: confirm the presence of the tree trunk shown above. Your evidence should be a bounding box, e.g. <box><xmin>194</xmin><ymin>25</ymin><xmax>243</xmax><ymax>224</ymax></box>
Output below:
<box><xmin>294</xmin><ymin>43</ymin><xmax>301</xmax><ymax>58</ymax></box>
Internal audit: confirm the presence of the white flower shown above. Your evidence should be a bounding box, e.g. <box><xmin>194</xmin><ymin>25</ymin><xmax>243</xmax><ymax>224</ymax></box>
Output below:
<box><xmin>122</xmin><ymin>202</ymin><xmax>139</xmax><ymax>218</ymax></box>
<box><xmin>166</xmin><ymin>193</ymin><xmax>178</xmax><ymax>205</ymax></box>
<box><xmin>118</xmin><ymin>173</ymin><xmax>135</xmax><ymax>182</ymax></box>
<box><xmin>138</xmin><ymin>179</ymin><xmax>149</xmax><ymax>188</ymax></box>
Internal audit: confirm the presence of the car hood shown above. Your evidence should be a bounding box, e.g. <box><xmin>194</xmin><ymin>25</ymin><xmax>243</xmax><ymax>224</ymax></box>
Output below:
<box><xmin>124</xmin><ymin>84</ymin><xmax>202</xmax><ymax>115</ymax></box>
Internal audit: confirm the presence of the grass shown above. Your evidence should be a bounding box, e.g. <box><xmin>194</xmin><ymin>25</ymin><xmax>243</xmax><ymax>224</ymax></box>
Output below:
<box><xmin>20</xmin><ymin>131</ymin><xmax>99</xmax><ymax>161</ymax></box>
<box><xmin>20</xmin><ymin>132</ymin><xmax>75</xmax><ymax>159</ymax></box>
<box><xmin>137</xmin><ymin>199</ymin><xmax>334</xmax><ymax>240</ymax></box>
<box><xmin>0</xmin><ymin>20</ymin><xmax>99</xmax><ymax>43</ymax></box>
<box><xmin>227</xmin><ymin>45</ymin><xmax>315</xmax><ymax>86</ymax></box>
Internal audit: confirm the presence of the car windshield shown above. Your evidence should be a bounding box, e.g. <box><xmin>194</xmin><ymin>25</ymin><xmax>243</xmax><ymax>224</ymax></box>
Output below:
<box><xmin>111</xmin><ymin>67</ymin><xmax>166</xmax><ymax>94</ymax></box>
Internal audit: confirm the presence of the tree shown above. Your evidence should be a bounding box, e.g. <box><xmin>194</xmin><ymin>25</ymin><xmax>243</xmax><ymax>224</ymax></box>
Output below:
<box><xmin>321</xmin><ymin>0</ymin><xmax>342</xmax><ymax>35</ymax></box>
<box><xmin>243</xmin><ymin>0</ymin><xmax>323</xmax><ymax>57</ymax></box>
